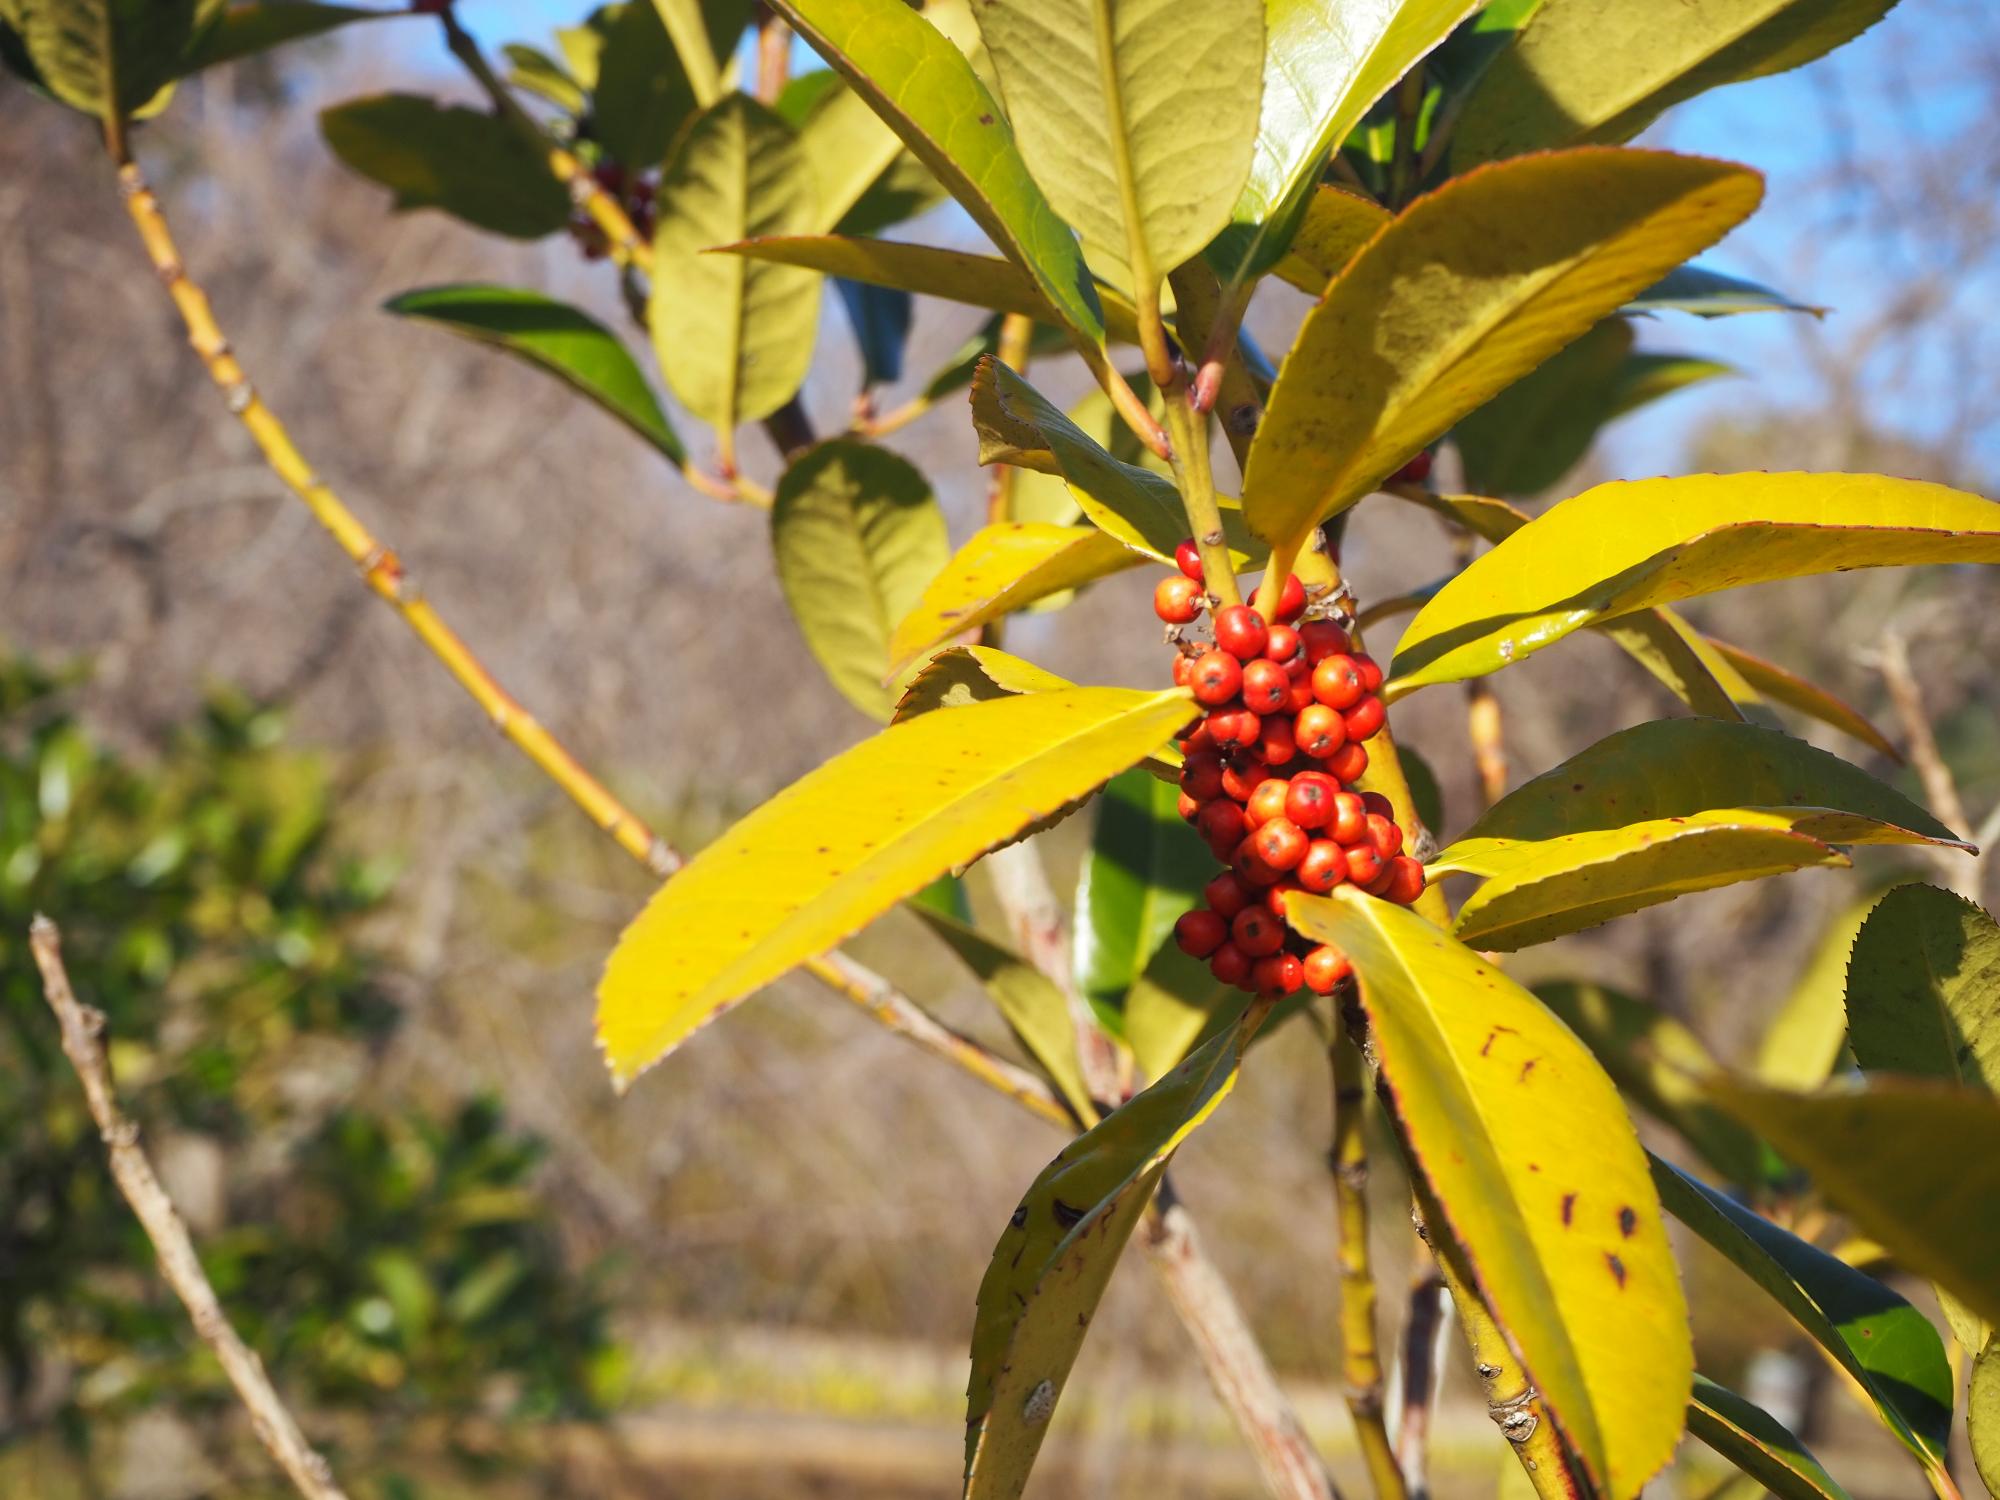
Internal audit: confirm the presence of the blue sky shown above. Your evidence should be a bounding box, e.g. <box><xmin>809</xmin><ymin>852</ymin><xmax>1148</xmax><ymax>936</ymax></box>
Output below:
<box><xmin>447</xmin><ymin>0</ymin><xmax>1995</xmax><ymax>487</ymax></box>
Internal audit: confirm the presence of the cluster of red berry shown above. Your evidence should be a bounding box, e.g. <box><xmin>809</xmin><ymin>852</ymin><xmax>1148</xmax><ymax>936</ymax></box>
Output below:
<box><xmin>1155</xmin><ymin>540</ymin><xmax>1423</xmax><ymax>1001</ymax></box>
<box><xmin>571</xmin><ymin>160</ymin><xmax>661</xmax><ymax>260</ymax></box>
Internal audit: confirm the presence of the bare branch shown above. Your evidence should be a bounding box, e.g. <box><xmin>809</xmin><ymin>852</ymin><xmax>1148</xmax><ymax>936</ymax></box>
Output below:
<box><xmin>1391</xmin><ymin>1263</ymin><xmax>1450</xmax><ymax>1500</ymax></box>
<box><xmin>29</xmin><ymin>916</ymin><xmax>351</xmax><ymax>1500</ymax></box>
<box><xmin>1865</xmin><ymin>625</ymin><xmax>1982</xmax><ymax>901</ymax></box>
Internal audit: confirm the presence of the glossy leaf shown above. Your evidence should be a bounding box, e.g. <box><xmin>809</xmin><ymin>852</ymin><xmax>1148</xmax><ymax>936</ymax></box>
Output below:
<box><xmin>1284</xmin><ymin>888</ymin><xmax>1690</xmax><ymax>1498</ymax></box>
<box><xmin>966</xmin><ymin>1024</ymin><xmax>1248</xmax><ymax>1496</ymax></box>
<box><xmin>1216</xmin><ymin>0</ymin><xmax>1475</xmax><ymax>284</ymax></box>
<box><xmin>722</xmin><ymin>235</ymin><xmax>1140</xmax><ymax>341</ymax></box>
<box><xmin>1972</xmin><ymin>1338</ymin><xmax>2000</xmax><ymax>1499</ymax></box>
<box><xmin>320</xmin><ymin>94</ymin><xmax>571</xmax><ymax>238</ymax></box>
<box><xmin>597</xmin><ymin>686</ymin><xmax>1193</xmax><ymax>1084</ymax></box>
<box><xmin>22</xmin><ymin>0</ymin><xmax>192</xmax><ymax>117</ymax></box>
<box><xmin>1687</xmin><ymin>1375</ymin><xmax>1854</xmax><ymax>1500</ymax></box>
<box><xmin>1074</xmin><ymin>769</ymin><xmax>1208</xmax><ymax>1014</ymax></box>
<box><xmin>1535</xmin><ymin>982</ymin><xmax>1768</xmax><ymax>1185</ymax></box>
<box><xmin>973</xmin><ymin>0</ymin><xmax>1263</xmax><ymax>292</ymax></box>
<box><xmin>912</xmin><ymin>906</ymin><xmax>1093</xmax><ymax>1120</ymax></box>
<box><xmin>771</xmin><ymin>441</ymin><xmax>949</xmax><ymax>720</ymax></box>
<box><xmin>648</xmin><ymin>95</ymin><xmax>821</xmax><ymax>435</ymax></box>
<box><xmin>1707</xmin><ymin>1076</ymin><xmax>2000</xmax><ymax>1329</ymax></box>
<box><xmin>1632</xmin><ymin>262</ymin><xmax>1825</xmax><ymax>319</ymax></box>
<box><xmin>891</xmin><ymin>645</ymin><xmax>1076</xmax><ymax>722</ymax></box>
<box><xmin>1390</xmin><ymin>473</ymin><xmax>2000</xmax><ymax>694</ymax></box>
<box><xmin>383</xmin><ymin>284</ymin><xmax>684</xmax><ymax>461</ymax></box>
<box><xmin>183</xmin><ymin>1</ymin><xmax>395</xmax><ymax>74</ymax></box>
<box><xmin>1243</xmin><ymin>149</ymin><xmax>1760</xmax><ymax>552</ymax></box>
<box><xmin>1271</xmin><ymin>183</ymin><xmax>1392</xmax><ymax>294</ymax></box>
<box><xmin>1653</xmin><ymin>1155</ymin><xmax>1954</xmax><ymax>1464</ymax></box>
<box><xmin>1846</xmin><ymin>883</ymin><xmax>2000</xmax><ymax>1092</ymax></box>
<box><xmin>888</xmin><ymin>524</ymin><xmax>1143</xmax><ymax>673</ymax></box>
<box><xmin>1708</xmin><ymin>639</ymin><xmax>1899</xmax><ymax>761</ymax></box>
<box><xmin>769</xmin><ymin>0</ymin><xmax>1105</xmax><ymax>344</ymax></box>
<box><xmin>1454</xmin><ymin>0</ymin><xmax>1903</xmax><ymax>166</ymax></box>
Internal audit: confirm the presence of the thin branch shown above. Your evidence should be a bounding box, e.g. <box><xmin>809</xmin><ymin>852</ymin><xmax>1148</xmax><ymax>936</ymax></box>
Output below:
<box><xmin>29</xmin><ymin>917</ymin><xmax>351</xmax><ymax>1500</ymax></box>
<box><xmin>1392</xmin><ymin>1263</ymin><xmax>1450</xmax><ymax>1500</ymax></box>
<box><xmin>1866</xmin><ymin>626</ymin><xmax>1982</xmax><ymax>901</ymax></box>
<box><xmin>755</xmin><ymin>8</ymin><xmax>792</xmax><ymax>104</ymax></box>
<box><xmin>1331</xmin><ymin>1020</ymin><xmax>1407</xmax><ymax>1500</ymax></box>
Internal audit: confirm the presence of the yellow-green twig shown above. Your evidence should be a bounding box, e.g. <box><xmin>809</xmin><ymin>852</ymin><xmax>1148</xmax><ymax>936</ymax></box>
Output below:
<box><xmin>1332</xmin><ymin>1024</ymin><xmax>1407</xmax><ymax>1500</ymax></box>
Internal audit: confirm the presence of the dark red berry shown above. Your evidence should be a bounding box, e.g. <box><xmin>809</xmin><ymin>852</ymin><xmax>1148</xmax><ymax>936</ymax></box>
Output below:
<box><xmin>1204</xmin><ymin>871</ymin><xmax>1254</xmax><ymax>920</ymax></box>
<box><xmin>1190</xmin><ymin>649</ymin><xmax>1242</xmax><ymax>706</ymax></box>
<box><xmin>1391</xmin><ymin>450</ymin><xmax>1433</xmax><ymax>485</ymax></box>
<box><xmin>1353</xmin><ymin>653</ymin><xmax>1384</xmax><ymax>692</ymax></box>
<box><xmin>1177</xmin><ymin>790</ymin><xmax>1201</xmax><ymax>822</ymax></box>
<box><xmin>1214</xmin><ymin>604</ymin><xmax>1270</xmax><ymax>661</ymax></box>
<box><xmin>1240</xmin><ymin>658</ymin><xmax>1290</xmax><ymax>714</ymax></box>
<box><xmin>1360</xmin><ymin>792</ymin><xmax>1396</xmax><ymax>822</ymax></box>
<box><xmin>1211</xmin><ymin>942</ymin><xmax>1250</xmax><ymax>986</ymax></box>
<box><xmin>1384</xmin><ymin>855</ymin><xmax>1426</xmax><ymax>906</ymax></box>
<box><xmin>1175</xmin><ymin>538</ymin><xmax>1205</xmax><ymax>582</ymax></box>
<box><xmin>1155</xmin><ymin>575</ymin><xmax>1203</xmax><ymax>624</ymax></box>
<box><xmin>1299</xmin><ymin>620</ymin><xmax>1351</xmax><ymax>664</ymax></box>
<box><xmin>1303</xmin><ymin>945</ymin><xmax>1352</xmax><ymax>994</ymax></box>
<box><xmin>1365</xmin><ymin>813</ymin><xmax>1403</xmax><ymax>860</ymax></box>
<box><xmin>1232</xmin><ymin>841</ymin><xmax>1284</xmax><ymax>887</ymax></box>
<box><xmin>1252</xmin><ymin>951</ymin><xmax>1304</xmax><ymax>999</ymax></box>
<box><xmin>1175</xmin><ymin>908</ymin><xmax>1227</xmax><ymax>959</ymax></box>
<box><xmin>1181</xmin><ymin>749</ymin><xmax>1225</xmax><ymax>801</ymax></box>
<box><xmin>1231</xmin><ymin>906</ymin><xmax>1285</xmax><ymax>957</ymax></box>
<box><xmin>1197</xmin><ymin>799</ymin><xmax>1247</xmax><ymax>850</ymax></box>
<box><xmin>1256</xmin><ymin>715</ymin><xmax>1297</xmax><ymax>767</ymax></box>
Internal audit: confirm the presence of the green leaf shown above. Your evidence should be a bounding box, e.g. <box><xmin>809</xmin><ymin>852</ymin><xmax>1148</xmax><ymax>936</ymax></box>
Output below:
<box><xmin>1706</xmin><ymin>1076</ymin><xmax>2000</xmax><ymax>1330</ymax></box>
<box><xmin>1630</xmin><ymin>262</ymin><xmax>1825</xmax><ymax>319</ymax></box>
<box><xmin>1432</xmin><ymin>719</ymin><xmax>1965</xmax><ymax>948</ymax></box>
<box><xmin>720</xmin><ymin>234</ymin><xmax>1141</xmax><ymax>341</ymax></box>
<box><xmin>1243</xmin><ymin>148</ymin><xmax>1761</xmax><ymax>553</ymax></box>
<box><xmin>972</xmin><ymin>0</ymin><xmax>1264</xmax><ymax>293</ymax></box>
<box><xmin>888</xmin><ymin>523</ymin><xmax>1144</xmax><ymax>672</ymax></box>
<box><xmin>1972</xmin><ymin>1338</ymin><xmax>2000</xmax><ymax>1499</ymax></box>
<box><xmin>650</xmin><ymin>0</ymin><xmax>748</xmax><ymax>108</ymax></box>
<box><xmin>21</xmin><ymin>0</ymin><xmax>194</xmax><ymax>118</ymax></box>
<box><xmin>1708</xmin><ymin>639</ymin><xmax>1900</xmax><ymax>761</ymax></box>
<box><xmin>1845</xmin><ymin>883</ymin><xmax>2000</xmax><ymax>1092</ymax></box>
<box><xmin>1753</xmin><ymin>898</ymin><xmax>1871</xmax><ymax>1090</ymax></box>
<box><xmin>593</xmin><ymin>0</ymin><xmax>699</xmax><ymax>168</ymax></box>
<box><xmin>182</xmin><ymin>1</ymin><xmax>396</xmax><ymax>75</ymax></box>
<box><xmin>1390</xmin><ymin>473</ymin><xmax>2000</xmax><ymax>695</ymax></box>
<box><xmin>795</xmin><ymin>72</ymin><xmax>915</xmax><ymax>231</ymax></box>
<box><xmin>1454</xmin><ymin>0</ymin><xmax>1904</xmax><ymax>166</ymax></box>
<box><xmin>772</xmin><ymin>441</ymin><xmax>950</xmax><ymax>720</ymax></box>
<box><xmin>648</xmin><ymin>94</ymin><xmax>821</xmax><ymax>435</ymax></box>
<box><xmin>1119</xmin><ymin>942</ymin><xmax>1236</xmax><ymax>1084</ymax></box>
<box><xmin>383</xmin><ymin>284</ymin><xmax>683</xmax><ymax>461</ymax></box>
<box><xmin>1398</xmin><ymin>743</ymin><xmax>1444</xmax><ymax>834</ymax></box>
<box><xmin>1687</xmin><ymin>1375</ymin><xmax>1854</xmax><ymax>1500</ymax></box>
<box><xmin>1534</xmin><ymin>982</ymin><xmax>1768</xmax><ymax>1185</ymax></box>
<box><xmin>1073</xmin><ymin>769</ymin><xmax>1207</xmax><ymax>1014</ymax></box>
<box><xmin>769</xmin><ymin>0</ymin><xmax>1105</xmax><ymax>345</ymax></box>
<box><xmin>1595</xmin><ymin>609</ymin><xmax>1748</xmax><ymax>721</ymax></box>
<box><xmin>1270</xmin><ymin>183</ymin><xmax>1391</xmax><ymax>294</ymax></box>
<box><xmin>503</xmin><ymin>43</ymin><xmax>584</xmax><ymax>113</ymax></box>
<box><xmin>1284</xmin><ymin>888</ymin><xmax>1691</xmax><ymax>1498</ymax></box>
<box><xmin>1652</xmin><ymin>1155</ymin><xmax>1954</xmax><ymax>1466</ymax></box>
<box><xmin>1213</xmin><ymin>0</ymin><xmax>1476</xmax><ymax>285</ymax></box>
<box><xmin>320</xmin><ymin>93</ymin><xmax>571</xmax><ymax>238</ymax></box>
<box><xmin>596</xmin><ymin>686</ymin><xmax>1193</xmax><ymax>1084</ymax></box>
<box><xmin>912</xmin><ymin>906</ymin><xmax>1092</xmax><ymax>1121</ymax></box>
<box><xmin>966</xmin><ymin>1024</ymin><xmax>1248</xmax><ymax>1496</ymax></box>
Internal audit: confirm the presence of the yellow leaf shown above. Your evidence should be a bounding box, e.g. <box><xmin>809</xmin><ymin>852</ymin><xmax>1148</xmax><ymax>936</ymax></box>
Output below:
<box><xmin>597</xmin><ymin>686</ymin><xmax>1193</xmax><ymax>1085</ymax></box>
<box><xmin>966</xmin><ymin>1025</ymin><xmax>1248</xmax><ymax>1497</ymax></box>
<box><xmin>1273</xmin><ymin>183</ymin><xmax>1392</xmax><ymax>293</ymax></box>
<box><xmin>887</xmin><ymin>523</ymin><xmax>1142</xmax><ymax>673</ymax></box>
<box><xmin>1390</xmin><ymin>472</ymin><xmax>2000</xmax><ymax>695</ymax></box>
<box><xmin>1243</xmin><ymin>148</ymin><xmax>1761</xmax><ymax>552</ymax></box>
<box><xmin>892</xmin><ymin>645</ymin><xmax>1076</xmax><ymax>722</ymax></box>
<box><xmin>1283</xmin><ymin>888</ymin><xmax>1691</xmax><ymax>1497</ymax></box>
<box><xmin>1752</xmin><ymin>896</ymin><xmax>1874</xmax><ymax>1090</ymax></box>
<box><xmin>1709</xmin><ymin>637</ymin><xmax>1901</xmax><ymax>761</ymax></box>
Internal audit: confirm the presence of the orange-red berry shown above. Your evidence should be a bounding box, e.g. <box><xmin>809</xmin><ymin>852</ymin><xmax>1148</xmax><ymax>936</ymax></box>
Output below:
<box><xmin>1295</xmin><ymin>703</ymin><xmax>1347</xmax><ymax>759</ymax></box>
<box><xmin>1210</xmin><ymin>941</ymin><xmax>1250</xmax><ymax>986</ymax></box>
<box><xmin>1155</xmin><ymin>575</ymin><xmax>1203</xmax><ymax>624</ymax></box>
<box><xmin>1174</xmin><ymin>908</ymin><xmax>1227</xmax><ymax>958</ymax></box>
<box><xmin>1353</xmin><ymin>653</ymin><xmax>1384</xmax><ymax>692</ymax></box>
<box><xmin>1342</xmin><ymin>694</ymin><xmax>1386</xmax><ymax>742</ymax></box>
<box><xmin>1177</xmin><ymin>791</ymin><xmax>1201</xmax><ymax>822</ymax></box>
<box><xmin>1256</xmin><ymin>715</ymin><xmax>1297</xmax><ymax>767</ymax></box>
<box><xmin>1365</xmin><ymin>812</ymin><xmax>1403</xmax><ymax>860</ymax></box>
<box><xmin>1232</xmin><ymin>841</ymin><xmax>1284</xmax><ymax>887</ymax></box>
<box><xmin>1190</xmin><ymin>649</ymin><xmax>1242</xmax><ymax>706</ymax></box>
<box><xmin>1245</xmin><ymin>777</ymin><xmax>1292</xmax><ymax>829</ymax></box>
<box><xmin>1327</xmin><ymin>741</ymin><xmax>1369</xmax><ymax>783</ymax></box>
<box><xmin>1284</xmin><ymin>771</ymin><xmax>1339</xmax><ymax>829</ymax></box>
<box><xmin>1344</xmin><ymin>842</ymin><xmax>1386</xmax><ymax>887</ymax></box>
<box><xmin>1220</xmin><ymin>759</ymin><xmax>1275</xmax><ymax>803</ymax></box>
<box><xmin>1312</xmin><ymin>654</ymin><xmax>1366</xmax><ymax>710</ymax></box>
<box><xmin>1328</xmin><ymin>791</ymin><xmax>1367</xmax><ymax>844</ymax></box>
<box><xmin>1384</xmin><ymin>855</ymin><xmax>1426</xmax><ymax>906</ymax></box>
<box><xmin>1231</xmin><ymin>906</ymin><xmax>1285</xmax><ymax>957</ymax></box>
<box><xmin>1175</xmin><ymin>538</ymin><xmax>1205</xmax><ymax>582</ymax></box>
<box><xmin>1252</xmin><ymin>951</ymin><xmax>1304</xmax><ymax>998</ymax></box>
<box><xmin>1264</xmin><ymin>624</ymin><xmax>1301</xmax><ymax>668</ymax></box>
<box><xmin>1264</xmin><ymin>879</ymin><xmax>1301</xmax><ymax>918</ymax></box>
<box><xmin>1214</xmin><ymin>604</ymin><xmax>1269</xmax><ymax>660</ymax></box>
<box><xmin>1253</xmin><ymin>817</ymin><xmax>1308</xmax><ymax>871</ymax></box>
<box><xmin>1302</xmin><ymin>945</ymin><xmax>1353</xmax><ymax>994</ymax></box>
<box><xmin>1296</xmin><ymin>838</ymin><xmax>1348</xmax><ymax>893</ymax></box>
<box><xmin>1285</xmin><ymin>674</ymin><xmax>1318</xmax><ymax>714</ymax></box>
<box><xmin>1241</xmin><ymin>658</ymin><xmax>1290</xmax><ymax>714</ymax></box>
<box><xmin>1209</xmin><ymin>709</ymin><xmax>1260</xmax><ymax>748</ymax></box>
<box><xmin>1171</xmin><ymin>653</ymin><xmax>1192</xmax><ymax>687</ymax></box>
<box><xmin>1275</xmin><ymin>572</ymin><xmax>1307</xmax><ymax>622</ymax></box>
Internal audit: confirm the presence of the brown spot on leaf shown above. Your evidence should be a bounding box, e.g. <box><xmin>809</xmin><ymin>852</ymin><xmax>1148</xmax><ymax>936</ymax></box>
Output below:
<box><xmin>1518</xmin><ymin>1058</ymin><xmax>1537</xmax><ymax>1083</ymax></box>
<box><xmin>1051</xmin><ymin>1198</ymin><xmax>1086</xmax><ymax>1230</ymax></box>
<box><xmin>1561</xmin><ymin>1192</ymin><xmax>1577</xmax><ymax>1226</ymax></box>
<box><xmin>1605</xmin><ymin>1252</ymin><xmax>1628</xmax><ymax>1289</ymax></box>
<box><xmin>1618</xmin><ymin>1205</ymin><xmax>1637</xmax><ymax>1238</ymax></box>
<box><xmin>978</xmin><ymin>112</ymin><xmax>995</xmax><ymax>125</ymax></box>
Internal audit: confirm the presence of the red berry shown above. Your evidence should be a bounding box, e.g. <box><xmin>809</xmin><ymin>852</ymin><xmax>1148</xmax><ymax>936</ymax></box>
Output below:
<box><xmin>1256</xmin><ymin>715</ymin><xmax>1297</xmax><ymax>767</ymax></box>
<box><xmin>1299</xmin><ymin>620</ymin><xmax>1351</xmax><ymax>664</ymax></box>
<box><xmin>1353</xmin><ymin>653</ymin><xmax>1384</xmax><ymax>692</ymax></box>
<box><xmin>1252</xmin><ymin>951</ymin><xmax>1304</xmax><ymax>999</ymax></box>
<box><xmin>1391</xmin><ymin>450</ymin><xmax>1433</xmax><ymax>485</ymax></box>
<box><xmin>1206</xmin><ymin>709</ymin><xmax>1260</xmax><ymax>748</ymax></box>
<box><xmin>1263</xmin><ymin>879</ymin><xmax>1302</xmax><ymax>918</ymax></box>
<box><xmin>1177</xmin><ymin>790</ymin><xmax>1202</xmax><ymax>822</ymax></box>
<box><xmin>1175</xmin><ymin>538</ymin><xmax>1205</xmax><ymax>582</ymax></box>
<box><xmin>1155</xmin><ymin>575</ymin><xmax>1203</xmax><ymax>624</ymax></box>
<box><xmin>1327</xmin><ymin>742</ymin><xmax>1369</xmax><ymax>783</ymax></box>
<box><xmin>1363</xmin><ymin>859</ymin><xmax>1400</xmax><ymax>897</ymax></box>
<box><xmin>1204</xmin><ymin>871</ymin><xmax>1254</xmax><ymax>920</ymax></box>
<box><xmin>1343</xmin><ymin>694</ymin><xmax>1386</xmax><ymax>742</ymax></box>
<box><xmin>1285</xmin><ymin>674</ymin><xmax>1318</xmax><ymax>714</ymax></box>
<box><xmin>1253</xmin><ymin>817</ymin><xmax>1308</xmax><ymax>871</ymax></box>
<box><xmin>1264</xmin><ymin>624</ymin><xmax>1301</xmax><ymax>668</ymax></box>
<box><xmin>1302</xmin><ymin>945</ymin><xmax>1352</xmax><ymax>994</ymax></box>
<box><xmin>1171</xmin><ymin>654</ymin><xmax>1192</xmax><ymax>687</ymax></box>
<box><xmin>1245</xmin><ymin>778</ymin><xmax>1292</xmax><ymax>829</ymax></box>
<box><xmin>1190</xmin><ymin>649</ymin><xmax>1243</xmax><ymax>706</ymax></box>
<box><xmin>1198</xmin><ymin>799</ymin><xmax>1247</xmax><ymax>850</ymax></box>
<box><xmin>1214</xmin><ymin>604</ymin><xmax>1269</xmax><ymax>660</ymax></box>
<box><xmin>1275</xmin><ymin>572</ymin><xmax>1307</xmax><ymax>622</ymax></box>
<box><xmin>1181</xmin><ymin>749</ymin><xmax>1225</xmax><ymax>802</ymax></box>
<box><xmin>1180</xmin><ymin>722</ymin><xmax>1214</xmax><ymax>755</ymax></box>
<box><xmin>1174</xmin><ymin>908</ymin><xmax>1227</xmax><ymax>959</ymax></box>
<box><xmin>1232</xmin><ymin>841</ymin><xmax>1284</xmax><ymax>887</ymax></box>
<box><xmin>1211</xmin><ymin>941</ymin><xmax>1250</xmax><ymax>986</ymax></box>
<box><xmin>1231</xmin><ymin>906</ymin><xmax>1285</xmax><ymax>957</ymax></box>
<box><xmin>1365</xmin><ymin>813</ymin><xmax>1403</xmax><ymax>860</ymax></box>
<box><xmin>1384</xmin><ymin>855</ymin><xmax>1427</xmax><ymax>906</ymax></box>
<box><xmin>1240</xmin><ymin>658</ymin><xmax>1290</xmax><ymax>714</ymax></box>
<box><xmin>1328</xmin><ymin>792</ymin><xmax>1367</xmax><ymax>844</ymax></box>
<box><xmin>1296</xmin><ymin>838</ymin><xmax>1349</xmax><ymax>894</ymax></box>
<box><xmin>1344</xmin><ymin>842</ymin><xmax>1386</xmax><ymax>887</ymax></box>
<box><xmin>1312</xmin><ymin>655</ymin><xmax>1366</xmax><ymax>711</ymax></box>
<box><xmin>1220</xmin><ymin>759</ymin><xmax>1274</xmax><ymax>803</ymax></box>
<box><xmin>1295</xmin><ymin>704</ymin><xmax>1347</xmax><ymax>759</ymax></box>
<box><xmin>1360</xmin><ymin>792</ymin><xmax>1395</xmax><ymax>821</ymax></box>
<box><xmin>1284</xmin><ymin>772</ymin><xmax>1338</xmax><ymax>829</ymax></box>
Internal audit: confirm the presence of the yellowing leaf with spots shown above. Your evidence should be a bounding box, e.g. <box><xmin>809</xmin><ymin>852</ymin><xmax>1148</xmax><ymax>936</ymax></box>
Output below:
<box><xmin>965</xmin><ymin>1023</ymin><xmax>1250</xmax><ymax>1498</ymax></box>
<box><xmin>1389</xmin><ymin>472</ymin><xmax>2000</xmax><ymax>695</ymax></box>
<box><xmin>888</xmin><ymin>523</ymin><xmax>1141</xmax><ymax>673</ymax></box>
<box><xmin>1283</xmin><ymin>888</ymin><xmax>1691</xmax><ymax>1498</ymax></box>
<box><xmin>1242</xmin><ymin>148</ymin><xmax>1761</xmax><ymax>554</ymax></box>
<box><xmin>597</xmin><ymin>686</ymin><xmax>1193</xmax><ymax>1085</ymax></box>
